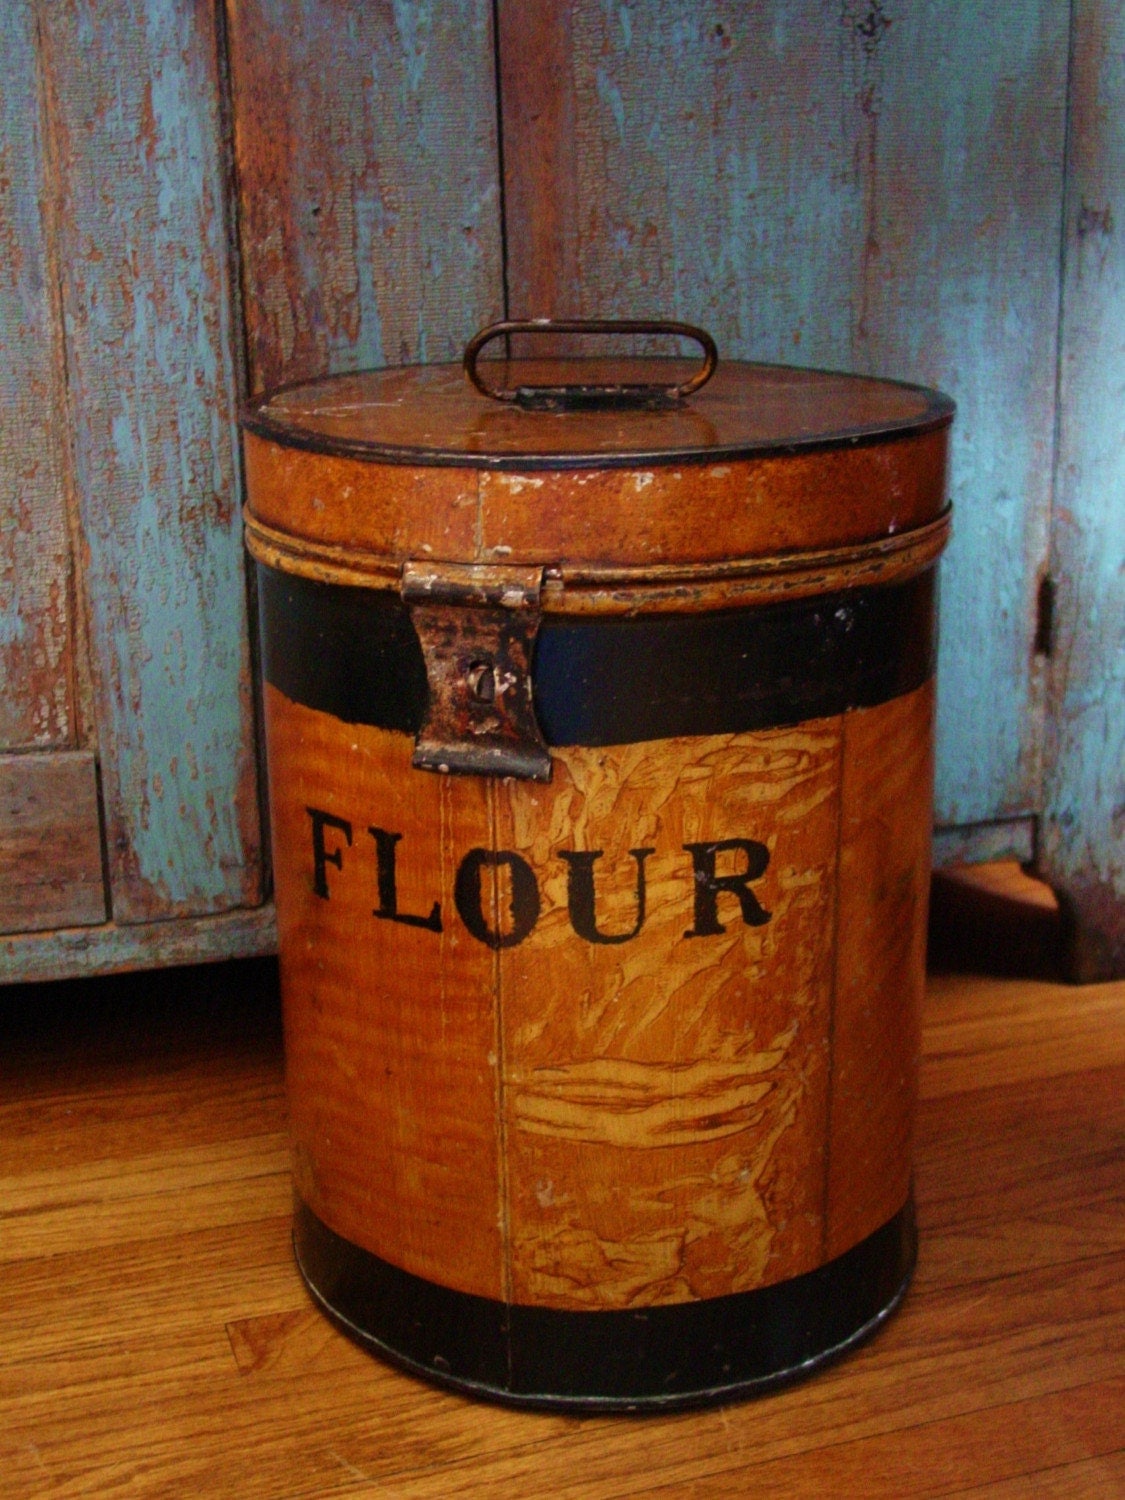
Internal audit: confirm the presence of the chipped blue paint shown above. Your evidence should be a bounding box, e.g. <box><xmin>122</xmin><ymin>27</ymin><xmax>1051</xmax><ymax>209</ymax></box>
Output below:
<box><xmin>555</xmin><ymin>0</ymin><xmax>1069</xmax><ymax>827</ymax></box>
<box><xmin>0</xmin><ymin>2</ymin><xmax>74</xmax><ymax>749</ymax></box>
<box><xmin>42</xmin><ymin>0</ymin><xmax>259</xmax><ymax>920</ymax></box>
<box><xmin>595</xmin><ymin>67</ymin><xmax>627</xmax><ymax>142</ymax></box>
<box><xmin>567</xmin><ymin>1</ymin><xmax>864</xmax><ymax>361</ymax></box>
<box><xmin>1041</xmin><ymin>0</ymin><xmax>1125</xmax><ymax>973</ymax></box>
<box><xmin>600</xmin><ymin>0</ymin><xmax>633</xmax><ymax>51</ymax></box>
<box><xmin>856</xmin><ymin>1</ymin><xmax>1070</xmax><ymax>826</ymax></box>
<box><xmin>393</xmin><ymin>0</ymin><xmax>432</xmax><ymax>95</ymax></box>
<box><xmin>235</xmin><ymin>0</ymin><xmax>501</xmax><ymax>389</ymax></box>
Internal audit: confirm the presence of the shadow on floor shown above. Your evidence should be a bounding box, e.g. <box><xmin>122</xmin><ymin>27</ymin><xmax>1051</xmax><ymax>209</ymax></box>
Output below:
<box><xmin>0</xmin><ymin>955</ymin><xmax>282</xmax><ymax>1074</ymax></box>
<box><xmin>927</xmin><ymin>861</ymin><xmax>1064</xmax><ymax>981</ymax></box>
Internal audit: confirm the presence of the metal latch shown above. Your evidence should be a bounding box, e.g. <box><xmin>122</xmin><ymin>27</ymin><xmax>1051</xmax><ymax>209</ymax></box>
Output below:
<box><xmin>402</xmin><ymin>561</ymin><xmax>551</xmax><ymax>782</ymax></box>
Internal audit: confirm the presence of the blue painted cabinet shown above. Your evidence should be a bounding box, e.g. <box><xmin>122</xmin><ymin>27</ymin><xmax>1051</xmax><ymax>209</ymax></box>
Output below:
<box><xmin>1</xmin><ymin>1</ymin><xmax>1121</xmax><ymax>980</ymax></box>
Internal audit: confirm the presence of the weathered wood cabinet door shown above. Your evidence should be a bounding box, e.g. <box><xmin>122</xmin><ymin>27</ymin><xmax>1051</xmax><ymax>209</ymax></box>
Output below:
<box><xmin>2</xmin><ymin>1</ymin><xmax>1121</xmax><ymax>981</ymax></box>
<box><xmin>1</xmin><ymin>2</ymin><xmax>267</xmax><ymax>978</ymax></box>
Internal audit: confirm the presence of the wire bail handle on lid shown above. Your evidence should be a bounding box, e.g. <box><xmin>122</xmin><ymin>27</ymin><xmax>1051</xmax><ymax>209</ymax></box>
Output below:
<box><xmin>462</xmin><ymin>318</ymin><xmax>718</xmax><ymax>412</ymax></box>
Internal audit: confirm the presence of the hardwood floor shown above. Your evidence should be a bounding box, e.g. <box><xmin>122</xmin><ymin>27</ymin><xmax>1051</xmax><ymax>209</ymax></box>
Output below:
<box><xmin>0</xmin><ymin>871</ymin><xmax>1121</xmax><ymax>1497</ymax></box>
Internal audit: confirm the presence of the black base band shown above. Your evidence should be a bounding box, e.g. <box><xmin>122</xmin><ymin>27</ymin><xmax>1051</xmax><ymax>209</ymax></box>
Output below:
<box><xmin>293</xmin><ymin>1197</ymin><xmax>916</xmax><ymax>1412</ymax></box>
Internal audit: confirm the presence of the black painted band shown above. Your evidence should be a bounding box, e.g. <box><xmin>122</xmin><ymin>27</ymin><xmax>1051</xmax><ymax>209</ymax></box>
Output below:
<box><xmin>258</xmin><ymin>566</ymin><xmax>936</xmax><ymax>746</ymax></box>
<box><xmin>293</xmin><ymin>1196</ymin><xmax>916</xmax><ymax>1411</ymax></box>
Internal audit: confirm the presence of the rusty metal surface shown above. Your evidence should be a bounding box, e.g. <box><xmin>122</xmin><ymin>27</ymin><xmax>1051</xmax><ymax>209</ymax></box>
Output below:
<box><xmin>246</xmin><ymin>505</ymin><xmax>951</xmax><ymax>617</ymax></box>
<box><xmin>462</xmin><ymin>319</ymin><xmax>718</xmax><ymax>408</ymax></box>
<box><xmin>403</xmin><ymin>562</ymin><xmax>549</xmax><ymax>781</ymax></box>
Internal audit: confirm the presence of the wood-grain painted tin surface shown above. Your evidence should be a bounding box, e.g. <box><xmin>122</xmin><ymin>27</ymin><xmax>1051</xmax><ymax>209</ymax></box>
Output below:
<box><xmin>244</xmin><ymin>355</ymin><xmax>950</xmax><ymax>1407</ymax></box>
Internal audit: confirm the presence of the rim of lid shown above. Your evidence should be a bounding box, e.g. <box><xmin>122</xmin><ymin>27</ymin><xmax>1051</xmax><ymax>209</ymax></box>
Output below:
<box><xmin>242</xmin><ymin>357</ymin><xmax>955</xmax><ymax>472</ymax></box>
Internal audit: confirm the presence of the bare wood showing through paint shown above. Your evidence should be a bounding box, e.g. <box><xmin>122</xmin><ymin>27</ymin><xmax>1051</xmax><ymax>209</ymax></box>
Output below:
<box><xmin>496</xmin><ymin>0</ymin><xmax>1069</xmax><ymax>832</ymax></box>
<box><xmin>0</xmin><ymin>904</ymin><xmax>277</xmax><ymax>986</ymax></box>
<box><xmin>848</xmin><ymin>1</ymin><xmax>1069</xmax><ymax>829</ymax></box>
<box><xmin>226</xmin><ymin>0</ymin><xmax>504</xmax><ymax>393</ymax></box>
<box><xmin>3</xmin><ymin>1</ymin><xmax>1118</xmax><ymax>988</ymax></box>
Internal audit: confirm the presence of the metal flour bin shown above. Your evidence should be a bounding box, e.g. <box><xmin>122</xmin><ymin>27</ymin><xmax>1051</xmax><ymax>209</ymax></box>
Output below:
<box><xmin>242</xmin><ymin>320</ymin><xmax>953</xmax><ymax>1410</ymax></box>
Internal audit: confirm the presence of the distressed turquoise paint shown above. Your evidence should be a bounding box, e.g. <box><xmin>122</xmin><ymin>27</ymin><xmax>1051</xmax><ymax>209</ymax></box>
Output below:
<box><xmin>0</xmin><ymin>904</ymin><xmax>278</xmax><ymax>986</ymax></box>
<box><xmin>506</xmin><ymin>0</ymin><xmax>1069</xmax><ymax>830</ymax></box>
<box><xmin>41</xmin><ymin>0</ymin><xmax>261</xmax><ymax>921</ymax></box>
<box><xmin>855</xmin><ymin>1</ymin><xmax>1069</xmax><ymax>825</ymax></box>
<box><xmin>1041</xmin><ymin>0</ymin><xmax>1125</xmax><ymax>977</ymax></box>
<box><xmin>557</xmin><ymin>2</ymin><xmax>865</xmax><ymax>367</ymax></box>
<box><xmin>230</xmin><ymin>0</ymin><xmax>503</xmax><ymax>391</ymax></box>
<box><xmin>0</xmin><ymin>3</ymin><xmax>74</xmax><ymax>749</ymax></box>
<box><xmin>392</xmin><ymin>0</ymin><xmax>433</xmax><ymax>96</ymax></box>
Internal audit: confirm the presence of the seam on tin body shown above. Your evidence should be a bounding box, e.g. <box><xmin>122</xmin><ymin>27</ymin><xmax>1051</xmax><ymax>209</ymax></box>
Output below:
<box><xmin>245</xmin><ymin>507</ymin><xmax>950</xmax><ymax>616</ymax></box>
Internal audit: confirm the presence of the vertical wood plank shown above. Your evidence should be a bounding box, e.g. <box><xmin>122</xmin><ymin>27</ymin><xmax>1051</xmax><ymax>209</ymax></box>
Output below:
<box><xmin>497</xmin><ymin>1</ymin><xmax>1069</xmax><ymax>829</ymax></box>
<box><xmin>1041</xmin><ymin>0</ymin><xmax>1125</xmax><ymax>980</ymax></box>
<box><xmin>852</xmin><ymin>2</ymin><xmax>1069</xmax><ymax>827</ymax></box>
<box><xmin>227</xmin><ymin>0</ymin><xmax>505</xmax><ymax>394</ymax></box>
<box><xmin>0</xmin><ymin>3</ymin><xmax>76</xmax><ymax>750</ymax></box>
<box><xmin>39</xmin><ymin>0</ymin><xmax>262</xmax><ymax>922</ymax></box>
<box><xmin>498</xmin><ymin>0</ymin><xmax>864</xmax><ymax>366</ymax></box>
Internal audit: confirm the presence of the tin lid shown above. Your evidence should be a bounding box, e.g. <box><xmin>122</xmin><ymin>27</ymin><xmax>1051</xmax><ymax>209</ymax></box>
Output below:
<box><xmin>242</xmin><ymin>320</ymin><xmax>953</xmax><ymax>589</ymax></box>
<box><xmin>243</xmin><ymin>320</ymin><xmax>952</xmax><ymax>471</ymax></box>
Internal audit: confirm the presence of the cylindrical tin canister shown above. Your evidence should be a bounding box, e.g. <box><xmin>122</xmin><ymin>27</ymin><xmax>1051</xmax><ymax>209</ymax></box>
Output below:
<box><xmin>242</xmin><ymin>328</ymin><xmax>953</xmax><ymax>1411</ymax></box>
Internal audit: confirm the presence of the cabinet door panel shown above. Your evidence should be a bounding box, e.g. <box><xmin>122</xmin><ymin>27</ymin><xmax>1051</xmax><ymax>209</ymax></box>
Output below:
<box><xmin>39</xmin><ymin>1</ymin><xmax>262</xmax><ymax>923</ymax></box>
<box><xmin>497</xmin><ymin>0</ymin><xmax>1068</xmax><ymax>830</ymax></box>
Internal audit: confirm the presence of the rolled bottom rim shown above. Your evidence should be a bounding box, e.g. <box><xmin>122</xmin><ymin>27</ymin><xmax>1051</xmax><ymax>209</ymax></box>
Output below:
<box><xmin>292</xmin><ymin>1195</ymin><xmax>916</xmax><ymax>1413</ymax></box>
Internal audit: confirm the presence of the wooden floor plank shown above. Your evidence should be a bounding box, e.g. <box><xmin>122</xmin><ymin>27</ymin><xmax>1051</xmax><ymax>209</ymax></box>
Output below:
<box><xmin>0</xmin><ymin>1135</ymin><xmax>290</xmax><ymax>1264</ymax></box>
<box><xmin>921</xmin><ymin>974</ymin><xmax>1124</xmax><ymax>1096</ymax></box>
<box><xmin>0</xmin><ymin>906</ymin><xmax>1122</xmax><ymax>1497</ymax></box>
<box><xmin>946</xmin><ymin>1453</ymin><xmax>1125</xmax><ymax>1498</ymax></box>
<box><xmin>1</xmin><ymin>1252</ymin><xmax>1119</xmax><ymax>1498</ymax></box>
<box><xmin>629</xmin><ymin>1381</ymin><xmax>1124</xmax><ymax>1499</ymax></box>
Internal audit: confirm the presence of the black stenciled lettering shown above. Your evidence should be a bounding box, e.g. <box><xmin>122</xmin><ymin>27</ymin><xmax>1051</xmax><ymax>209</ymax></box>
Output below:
<box><xmin>558</xmin><ymin>848</ymin><xmax>655</xmax><ymax>945</ymax></box>
<box><xmin>454</xmin><ymin>848</ymin><xmax>540</xmax><ymax>949</ymax></box>
<box><xmin>307</xmin><ymin>807</ymin><xmax>352</xmax><ymax>899</ymax></box>
<box><xmin>683</xmin><ymin>839</ymin><xmax>771</xmax><ymax>937</ymax></box>
<box><xmin>368</xmin><ymin>827</ymin><xmax>442</xmax><ymax>932</ymax></box>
